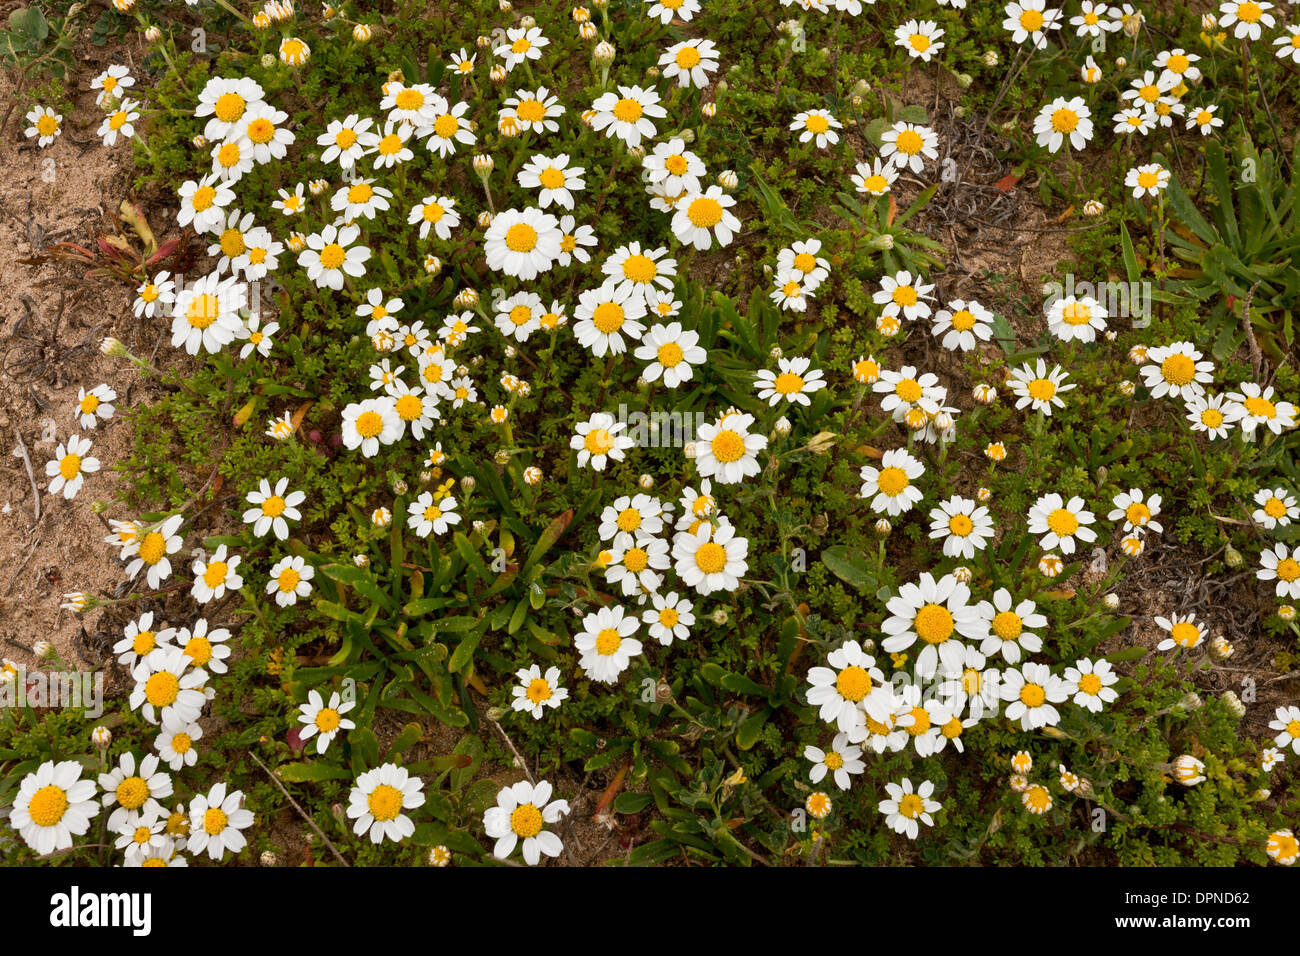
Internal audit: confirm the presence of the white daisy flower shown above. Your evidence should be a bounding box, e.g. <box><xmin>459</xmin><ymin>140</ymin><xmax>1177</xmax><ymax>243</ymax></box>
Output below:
<box><xmin>641</xmin><ymin>591</ymin><xmax>695</xmax><ymax>644</ymax></box>
<box><xmin>859</xmin><ymin>448</ymin><xmax>925</xmax><ymax>516</ymax></box>
<box><xmin>976</xmin><ymin>588</ymin><xmax>1047</xmax><ymax>663</ymax></box>
<box><xmin>187</xmin><ymin>782</ymin><xmax>255</xmax><ymax>860</ymax></box>
<box><xmin>694</xmin><ymin>411</ymin><xmax>767</xmax><ymax>484</ymax></box>
<box><xmin>483</xmin><ymin>779</ymin><xmax>570</xmax><ymax>865</ymax></box>
<box><xmin>511</xmin><ymin>665</ymin><xmax>568</xmax><ymax>719</ymax></box>
<box><xmin>881</xmin><ymin>572</ymin><xmax>988</xmax><ymax>680</ymax></box>
<box><xmin>298</xmin><ymin>689</ymin><xmax>356</xmax><ymax>754</ymax></box>
<box><xmin>46</xmin><ymin>434</ymin><xmax>99</xmax><ymax>500</ymax></box>
<box><xmin>243</xmin><ymin>477</ymin><xmax>304</xmax><ymax>541</ymax></box>
<box><xmin>575</xmin><ymin>604</ymin><xmax>643</xmax><ymax>683</ymax></box>
<box><xmin>267</xmin><ymin>555</ymin><xmax>314</xmax><ymax>607</ymax></box>
<box><xmin>1027</xmin><ymin>492</ymin><xmax>1097</xmax><ymax>555</ymax></box>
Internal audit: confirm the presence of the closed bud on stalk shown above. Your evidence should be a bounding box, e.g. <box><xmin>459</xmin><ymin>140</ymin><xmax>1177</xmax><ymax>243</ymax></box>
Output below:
<box><xmin>1179</xmin><ymin>691</ymin><xmax>1203</xmax><ymax>711</ymax></box>
<box><xmin>145</xmin><ymin>24</ymin><xmax>161</xmax><ymax>42</ymax></box>
<box><xmin>717</xmin><ymin>169</ymin><xmax>738</xmax><ymax>190</ymax></box>
<box><xmin>645</xmin><ymin>66</ymin><xmax>661</xmax><ymax>79</ymax></box>
<box><xmin>1221</xmin><ymin>690</ymin><xmax>1245</xmax><ymax>718</ymax></box>
<box><xmin>982</xmin><ymin>50</ymin><xmax>999</xmax><ymax>67</ymax></box>
<box><xmin>260</xmin><ymin>850</ymin><xmax>278</xmax><ymax>866</ymax></box>
<box><xmin>1224</xmin><ymin>545</ymin><xmax>1243</xmax><ymax>567</ymax></box>
<box><xmin>1114</xmin><ymin>56</ymin><xmax>1128</xmax><ymax>69</ymax></box>
<box><xmin>578</xmin><ymin>21</ymin><xmax>598</xmax><ymax>39</ymax></box>
<box><xmin>353</xmin><ymin>553</ymin><xmax>369</xmax><ymax>568</ymax></box>
<box><xmin>1103</xmin><ymin>593</ymin><xmax>1119</xmax><ymax>610</ymax></box>
<box><xmin>91</xmin><ymin>725</ymin><xmax>112</xmax><ymax>749</ymax></box>
<box><xmin>638</xmin><ymin>473</ymin><xmax>654</xmax><ymax>490</ymax></box>
<box><xmin>460</xmin><ymin>475</ymin><xmax>476</xmax><ymax>491</ymax></box>
<box><xmin>875</xmin><ymin>518</ymin><xmax>892</xmax><ymax>536</ymax></box>
<box><xmin>956</xmin><ymin>73</ymin><xmax>972</xmax><ymax>88</ymax></box>
<box><xmin>593</xmin><ymin>41</ymin><xmax>615</xmax><ymax>65</ymax></box>
<box><xmin>520</xmin><ymin>15</ymin><xmax>536</xmax><ymax>28</ymax></box>
<box><xmin>1210</xmin><ymin>635</ymin><xmax>1234</xmax><ymax>659</ymax></box>
<box><xmin>490</xmin><ymin>64</ymin><xmax>507</xmax><ymax>84</ymax></box>
<box><xmin>1279</xmin><ymin>604</ymin><xmax>1296</xmax><ymax>622</ymax></box>
<box><xmin>952</xmin><ymin>565</ymin><xmax>971</xmax><ymax>583</ymax></box>
<box><xmin>711</xmin><ymin>607</ymin><xmax>729</xmax><ymax>625</ymax></box>
<box><xmin>774</xmin><ymin>417</ymin><xmax>791</xmax><ymax>436</ymax></box>
<box><xmin>477</xmin><ymin>211</ymin><xmax>494</xmax><ymax>229</ymax></box>
<box><xmin>33</xmin><ymin>640</ymin><xmax>53</xmax><ymax>660</ymax></box>
<box><xmin>1084</xmin><ymin>199</ymin><xmax>1104</xmax><ymax>216</ymax></box>
<box><xmin>494</xmin><ymin>449</ymin><xmax>510</xmax><ymax>465</ymax></box>
<box><xmin>701</xmin><ymin>102</ymin><xmax>717</xmax><ymax>119</ymax></box>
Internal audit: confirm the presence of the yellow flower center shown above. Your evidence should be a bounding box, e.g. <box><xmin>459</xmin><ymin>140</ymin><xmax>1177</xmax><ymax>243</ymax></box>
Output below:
<box><xmin>116</xmin><ymin>776</ymin><xmax>148</xmax><ymax>809</ymax></box>
<box><xmin>58</xmin><ymin>453</ymin><xmax>82</xmax><ymax>480</ymax></box>
<box><xmin>1061</xmin><ymin>301</ymin><xmax>1091</xmax><ymax>325</ymax></box>
<box><xmin>1275</xmin><ymin>558</ymin><xmax>1300</xmax><ymax>582</ymax></box>
<box><xmin>616</xmin><ymin>508</ymin><xmax>642</xmax><ymax>532</ymax></box>
<box><xmin>612</xmin><ymin>97</ymin><xmax>643</xmax><ymax>122</ymax></box>
<box><xmin>773</xmin><ymin>372</ymin><xmax>805</xmax><ymax>395</ymax></box>
<box><xmin>505</xmin><ymin>223</ymin><xmax>538</xmax><ymax>252</ymax></box>
<box><xmin>367</xmin><ymin>784</ymin><xmax>403</xmax><ymax>821</ymax></box>
<box><xmin>132</xmin><ymin>631</ymin><xmax>156</xmax><ymax>656</ymax></box>
<box><xmin>595</xmin><ymin>627</ymin><xmax>622</xmax><ymax>655</ymax></box>
<box><xmin>1244</xmin><ymin>396</ymin><xmax>1277</xmax><ymax>419</ymax></box>
<box><xmin>109</xmin><ymin>111</ymin><xmax>128</xmax><ymax>131</ymax></box>
<box><xmin>1078</xmin><ymin>673</ymin><xmax>1102</xmax><ymax>695</ymax></box>
<box><xmin>992</xmin><ymin>611</ymin><xmax>1023</xmax><ymax>640</ymax></box>
<box><xmin>657</xmin><ymin>342</ymin><xmax>684</xmax><ymax>367</ymax></box>
<box><xmin>687</xmin><ymin>196</ymin><xmax>723</xmax><ymax>228</ymax></box>
<box><xmin>433</xmin><ymin>113</ymin><xmax>459</xmax><ymax>139</ymax></box>
<box><xmin>895</xmin><ymin>378</ymin><xmax>923</xmax><ymax>403</ymax></box>
<box><xmin>314</xmin><ymin>707</ymin><xmax>340</xmax><ymax>733</ymax></box>
<box><xmin>805</xmin><ymin>113</ymin><xmax>830</xmax><ymax>134</ymax></box>
<box><xmin>1047</xmin><ymin>507</ymin><xmax>1079</xmax><ymax>536</ymax></box>
<box><xmin>895</xmin><ymin>129</ymin><xmax>923</xmax><ymax>154</ymax></box>
<box><xmin>354</xmin><ymin>410</ymin><xmax>384</xmax><ymax>438</ymax></box>
<box><xmin>1019</xmin><ymin>9</ymin><xmax>1045</xmax><ymax>31</ymax></box>
<box><xmin>584</xmin><ymin>428</ymin><xmax>615</xmax><ymax>455</ymax></box>
<box><xmin>623</xmin><ymin>547</ymin><xmax>649</xmax><ymax>573</ymax></box>
<box><xmin>948</xmin><ymin>514</ymin><xmax>974</xmax><ymax>536</ymax></box>
<box><xmin>694</xmin><ymin>541</ymin><xmax>727</xmax><ymax>575</ymax></box>
<box><xmin>516</xmin><ymin>99</ymin><xmax>545</xmax><ymax>123</ymax></box>
<box><xmin>202</xmin><ymin>560</ymin><xmax>229</xmax><ymax>589</ymax></box>
<box><xmin>1027</xmin><ymin>378</ymin><xmax>1056</xmax><ymax>401</ymax></box>
<box><xmin>665</xmin><ymin>154</ymin><xmax>689</xmax><ymax>176</ymax></box>
<box><xmin>592</xmin><ymin>302</ymin><xmax>625</xmax><ymax>333</ymax></box>
<box><xmin>214</xmin><ymin>92</ymin><xmax>245</xmax><ymax>123</ymax></box>
<box><xmin>28</xmin><ymin>785</ymin><xmax>69</xmax><ymax>827</ymax></box>
<box><xmin>950</xmin><ymin>309</ymin><xmax>977</xmax><ymax>331</ymax></box>
<box><xmin>875</xmin><ymin>466</ymin><xmax>909</xmax><ymax>497</ymax></box>
<box><xmin>906</xmin><ymin>706</ymin><xmax>931</xmax><ymax>735</ymax></box>
<box><xmin>1019</xmin><ymin>683</ymin><xmax>1046</xmax><ymax>707</ymax></box>
<box><xmin>319</xmin><ymin>243</ymin><xmax>347</xmax><ymax>270</ymax></box>
<box><xmin>510</xmin><ymin>804</ymin><xmax>544</xmax><ymax>837</ymax></box>
<box><xmin>138</xmin><ymin>532</ymin><xmax>167</xmax><ymax>565</ymax></box>
<box><xmin>190</xmin><ymin>186</ymin><xmax>216</xmax><ymax>211</ymax></box>
<box><xmin>511</xmin><ymin>37</ymin><xmax>532</xmax><ymax>54</ymax></box>
<box><xmin>277</xmin><ymin>567</ymin><xmax>301</xmax><ymax>592</ymax></box>
<box><xmin>334</xmin><ymin>128</ymin><xmax>358</xmax><ymax>148</ymax></box>
<box><xmin>217</xmin><ymin>142</ymin><xmax>241</xmax><ymax>168</ymax></box>
<box><xmin>1237</xmin><ymin>1</ymin><xmax>1262</xmax><ymax>23</ymax></box>
<box><xmin>1264</xmin><ymin>497</ymin><xmax>1288</xmax><ymax>519</ymax></box>
<box><xmin>1170</xmin><ymin>621</ymin><xmax>1201</xmax><ymax>646</ymax></box>
<box><xmin>1160</xmin><ymin>354</ymin><xmax>1194</xmax><ymax>385</ymax></box>
<box><xmin>659</xmin><ymin>608</ymin><xmax>679</xmax><ymax>628</ymax></box>
<box><xmin>909</xmin><ymin>33</ymin><xmax>931</xmax><ymax>52</ymax></box>
<box><xmin>526</xmin><ymin>678</ymin><xmax>552</xmax><ymax>703</ymax></box>
<box><xmin>892</xmin><ymin>285</ymin><xmax>918</xmax><ymax>307</ymax></box>
<box><xmin>915</xmin><ymin>603</ymin><xmax>954</xmax><ymax>644</ymax></box>
<box><xmin>835</xmin><ymin>665</ymin><xmax>872</xmax><ymax>702</ymax></box>
<box><xmin>1125</xmin><ymin>502</ymin><xmax>1151</xmax><ymax>526</ymax></box>
<box><xmin>246</xmin><ymin>118</ymin><xmax>274</xmax><ymax>143</ymax></box>
<box><xmin>711</xmin><ymin>429</ymin><xmax>745</xmax><ymax>463</ymax></box>
<box><xmin>145</xmin><ymin>671</ymin><xmax>179</xmax><ymax>707</ymax></box>
<box><xmin>1051</xmin><ymin>108</ymin><xmax>1078</xmax><ymax>132</ymax></box>
<box><xmin>1137</xmin><ymin>171</ymin><xmax>1160</xmax><ymax>190</ymax></box>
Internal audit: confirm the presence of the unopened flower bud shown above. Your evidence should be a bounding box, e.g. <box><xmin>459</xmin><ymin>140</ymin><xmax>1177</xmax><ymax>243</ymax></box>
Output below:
<box><xmin>774</xmin><ymin>417</ymin><xmax>791</xmax><ymax>436</ymax></box>
<box><xmin>91</xmin><ymin>725</ymin><xmax>112</xmax><ymax>749</ymax></box>
<box><xmin>875</xmin><ymin>518</ymin><xmax>891</xmax><ymax>536</ymax></box>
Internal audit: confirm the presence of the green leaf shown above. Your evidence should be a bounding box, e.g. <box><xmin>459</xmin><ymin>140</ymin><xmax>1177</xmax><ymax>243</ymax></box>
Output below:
<box><xmin>820</xmin><ymin>545</ymin><xmax>876</xmax><ymax>593</ymax></box>
<box><xmin>387</xmin><ymin>722</ymin><xmax>423</xmax><ymax>759</ymax></box>
<box><xmin>275</xmin><ymin>761</ymin><xmax>352</xmax><ymax>783</ymax></box>
<box><xmin>613</xmin><ymin>792</ymin><xmax>653</xmax><ymax>814</ymax></box>
<box><xmin>735</xmin><ymin>707</ymin><xmax>771</xmax><ymax>750</ymax></box>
